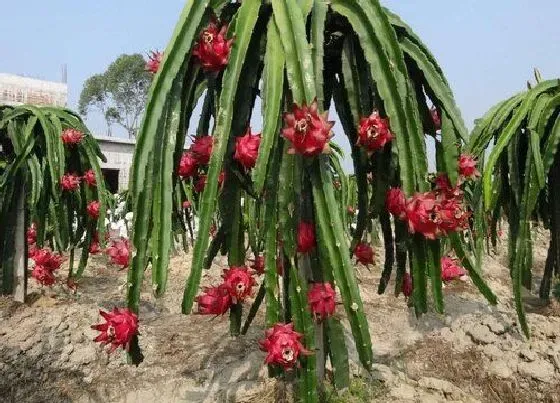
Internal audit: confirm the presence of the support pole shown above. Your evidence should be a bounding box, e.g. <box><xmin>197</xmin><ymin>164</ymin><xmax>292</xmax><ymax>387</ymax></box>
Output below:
<box><xmin>13</xmin><ymin>183</ymin><xmax>27</xmax><ymax>303</ymax></box>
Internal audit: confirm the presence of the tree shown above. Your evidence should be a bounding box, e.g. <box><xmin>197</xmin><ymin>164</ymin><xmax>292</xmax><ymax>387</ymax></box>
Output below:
<box><xmin>79</xmin><ymin>54</ymin><xmax>152</xmax><ymax>138</ymax></box>
<box><xmin>125</xmin><ymin>0</ymin><xmax>495</xmax><ymax>399</ymax></box>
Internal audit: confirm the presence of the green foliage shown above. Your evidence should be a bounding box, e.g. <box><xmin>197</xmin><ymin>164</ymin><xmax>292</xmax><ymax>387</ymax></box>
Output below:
<box><xmin>79</xmin><ymin>54</ymin><xmax>152</xmax><ymax>137</ymax></box>
<box><xmin>0</xmin><ymin>105</ymin><xmax>107</xmax><ymax>290</ymax></box>
<box><xmin>468</xmin><ymin>75</ymin><xmax>560</xmax><ymax>337</ymax></box>
<box><xmin>127</xmin><ymin>0</ymin><xmax>493</xmax><ymax>399</ymax></box>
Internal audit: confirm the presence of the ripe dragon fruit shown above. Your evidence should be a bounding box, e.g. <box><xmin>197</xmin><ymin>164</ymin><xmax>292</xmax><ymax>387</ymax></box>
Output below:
<box><xmin>195</xmin><ymin>284</ymin><xmax>232</xmax><ymax>315</ymax></box>
<box><xmin>178</xmin><ymin>152</ymin><xmax>199</xmax><ymax>178</ymax></box>
<box><xmin>31</xmin><ymin>265</ymin><xmax>56</xmax><ymax>286</ymax></box>
<box><xmin>296</xmin><ymin>221</ymin><xmax>316</xmax><ymax>254</ymax></box>
<box><xmin>190</xmin><ymin>136</ymin><xmax>213</xmax><ymax>165</ymax></box>
<box><xmin>61</xmin><ymin>128</ymin><xmax>84</xmax><ymax>145</ymax></box>
<box><xmin>354</xmin><ymin>243</ymin><xmax>375</xmax><ymax>267</ymax></box>
<box><xmin>82</xmin><ymin>169</ymin><xmax>97</xmax><ymax>187</ymax></box>
<box><xmin>87</xmin><ymin>200</ymin><xmax>101</xmax><ymax>220</ymax></box>
<box><xmin>222</xmin><ymin>266</ymin><xmax>256</xmax><ymax>303</ymax></box>
<box><xmin>146</xmin><ymin>50</ymin><xmax>163</xmax><ymax>74</ymax></box>
<box><xmin>107</xmin><ymin>238</ymin><xmax>131</xmax><ymax>269</ymax></box>
<box><xmin>357</xmin><ymin>110</ymin><xmax>394</xmax><ymax>153</ymax></box>
<box><xmin>89</xmin><ymin>233</ymin><xmax>101</xmax><ymax>255</ymax></box>
<box><xmin>30</xmin><ymin>248</ymin><xmax>63</xmax><ymax>286</ymax></box>
<box><xmin>441</xmin><ymin>256</ymin><xmax>467</xmax><ymax>282</ymax></box>
<box><xmin>404</xmin><ymin>192</ymin><xmax>440</xmax><ymax>240</ymax></box>
<box><xmin>234</xmin><ymin>128</ymin><xmax>261</xmax><ymax>170</ymax></box>
<box><xmin>386</xmin><ymin>188</ymin><xmax>406</xmax><ymax>220</ymax></box>
<box><xmin>27</xmin><ymin>223</ymin><xmax>37</xmax><ymax>245</ymax></box>
<box><xmin>458</xmin><ymin>154</ymin><xmax>480</xmax><ymax>180</ymax></box>
<box><xmin>250</xmin><ymin>255</ymin><xmax>265</xmax><ymax>275</ymax></box>
<box><xmin>60</xmin><ymin>173</ymin><xmax>81</xmax><ymax>191</ymax></box>
<box><xmin>282</xmin><ymin>100</ymin><xmax>334</xmax><ymax>156</ymax></box>
<box><xmin>402</xmin><ymin>272</ymin><xmax>413</xmax><ymax>297</ymax></box>
<box><xmin>259</xmin><ymin>323</ymin><xmax>312</xmax><ymax>370</ymax></box>
<box><xmin>192</xmin><ymin>21</ymin><xmax>233</xmax><ymax>72</ymax></box>
<box><xmin>92</xmin><ymin>307</ymin><xmax>138</xmax><ymax>352</ymax></box>
<box><xmin>31</xmin><ymin>248</ymin><xmax>63</xmax><ymax>271</ymax></box>
<box><xmin>307</xmin><ymin>283</ymin><xmax>336</xmax><ymax>320</ymax></box>
<box><xmin>182</xmin><ymin>200</ymin><xmax>192</xmax><ymax>209</ymax></box>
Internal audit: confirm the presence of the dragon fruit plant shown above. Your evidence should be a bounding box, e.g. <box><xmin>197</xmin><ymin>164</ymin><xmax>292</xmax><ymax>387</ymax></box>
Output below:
<box><xmin>0</xmin><ymin>105</ymin><xmax>107</xmax><ymax>294</ymax></box>
<box><xmin>127</xmin><ymin>0</ymin><xmax>496</xmax><ymax>399</ymax></box>
<box><xmin>468</xmin><ymin>71</ymin><xmax>560</xmax><ymax>337</ymax></box>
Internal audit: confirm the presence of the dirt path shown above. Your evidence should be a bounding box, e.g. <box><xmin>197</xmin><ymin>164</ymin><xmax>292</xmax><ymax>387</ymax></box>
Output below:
<box><xmin>1</xmin><ymin>231</ymin><xmax>559</xmax><ymax>402</ymax></box>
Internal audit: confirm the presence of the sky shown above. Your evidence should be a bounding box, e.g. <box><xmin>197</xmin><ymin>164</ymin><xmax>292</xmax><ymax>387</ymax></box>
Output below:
<box><xmin>1</xmin><ymin>0</ymin><xmax>560</xmax><ymax>167</ymax></box>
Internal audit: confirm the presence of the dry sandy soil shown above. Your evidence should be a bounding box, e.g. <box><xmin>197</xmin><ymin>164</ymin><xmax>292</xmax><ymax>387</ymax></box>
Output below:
<box><xmin>1</xmin><ymin>229</ymin><xmax>559</xmax><ymax>403</ymax></box>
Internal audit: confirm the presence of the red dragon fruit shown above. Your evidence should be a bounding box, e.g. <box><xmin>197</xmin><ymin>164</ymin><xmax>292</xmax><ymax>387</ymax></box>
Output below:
<box><xmin>251</xmin><ymin>255</ymin><xmax>265</xmax><ymax>275</ymax></box>
<box><xmin>61</xmin><ymin>128</ymin><xmax>83</xmax><ymax>145</ymax></box>
<box><xmin>404</xmin><ymin>192</ymin><xmax>440</xmax><ymax>240</ymax></box>
<box><xmin>436</xmin><ymin>196</ymin><xmax>470</xmax><ymax>234</ymax></box>
<box><xmin>178</xmin><ymin>152</ymin><xmax>198</xmax><ymax>178</ymax></box>
<box><xmin>89</xmin><ymin>233</ymin><xmax>101</xmax><ymax>255</ymax></box>
<box><xmin>441</xmin><ymin>256</ymin><xmax>467</xmax><ymax>282</ymax></box>
<box><xmin>458</xmin><ymin>154</ymin><xmax>480</xmax><ymax>180</ymax></box>
<box><xmin>296</xmin><ymin>221</ymin><xmax>316</xmax><ymax>254</ymax></box>
<box><xmin>60</xmin><ymin>173</ymin><xmax>81</xmax><ymax>191</ymax></box>
<box><xmin>357</xmin><ymin>111</ymin><xmax>394</xmax><ymax>153</ymax></box>
<box><xmin>259</xmin><ymin>323</ymin><xmax>312</xmax><ymax>370</ymax></box>
<box><xmin>190</xmin><ymin>136</ymin><xmax>213</xmax><ymax>165</ymax></box>
<box><xmin>347</xmin><ymin>206</ymin><xmax>356</xmax><ymax>216</ymax></box>
<box><xmin>431</xmin><ymin>106</ymin><xmax>441</xmax><ymax>131</ymax></box>
<box><xmin>27</xmin><ymin>223</ymin><xmax>37</xmax><ymax>245</ymax></box>
<box><xmin>106</xmin><ymin>238</ymin><xmax>131</xmax><ymax>269</ymax></box>
<box><xmin>386</xmin><ymin>188</ymin><xmax>406</xmax><ymax>220</ymax></box>
<box><xmin>222</xmin><ymin>266</ymin><xmax>256</xmax><ymax>303</ymax></box>
<box><xmin>402</xmin><ymin>273</ymin><xmax>413</xmax><ymax>297</ymax></box>
<box><xmin>182</xmin><ymin>200</ymin><xmax>192</xmax><ymax>210</ymax></box>
<box><xmin>82</xmin><ymin>169</ymin><xmax>97</xmax><ymax>187</ymax></box>
<box><xmin>92</xmin><ymin>307</ymin><xmax>138</xmax><ymax>352</ymax></box>
<box><xmin>195</xmin><ymin>284</ymin><xmax>232</xmax><ymax>315</ymax></box>
<box><xmin>31</xmin><ymin>265</ymin><xmax>56</xmax><ymax>286</ymax></box>
<box><xmin>234</xmin><ymin>128</ymin><xmax>261</xmax><ymax>170</ymax></box>
<box><xmin>31</xmin><ymin>248</ymin><xmax>63</xmax><ymax>271</ymax></box>
<box><xmin>87</xmin><ymin>200</ymin><xmax>101</xmax><ymax>220</ymax></box>
<box><xmin>307</xmin><ymin>283</ymin><xmax>336</xmax><ymax>320</ymax></box>
<box><xmin>282</xmin><ymin>100</ymin><xmax>334</xmax><ymax>156</ymax></box>
<box><xmin>192</xmin><ymin>21</ymin><xmax>233</xmax><ymax>72</ymax></box>
<box><xmin>354</xmin><ymin>243</ymin><xmax>375</xmax><ymax>267</ymax></box>
<box><xmin>146</xmin><ymin>50</ymin><xmax>162</xmax><ymax>74</ymax></box>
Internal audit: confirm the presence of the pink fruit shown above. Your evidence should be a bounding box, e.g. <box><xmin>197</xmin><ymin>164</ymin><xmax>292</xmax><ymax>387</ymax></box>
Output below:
<box><xmin>234</xmin><ymin>128</ymin><xmax>261</xmax><ymax>170</ymax></box>
<box><xmin>307</xmin><ymin>283</ymin><xmax>336</xmax><ymax>320</ymax></box>
<box><xmin>296</xmin><ymin>221</ymin><xmax>316</xmax><ymax>254</ymax></box>
<box><xmin>61</xmin><ymin>128</ymin><xmax>83</xmax><ymax>145</ymax></box>
<box><xmin>282</xmin><ymin>99</ymin><xmax>334</xmax><ymax>157</ymax></box>
<box><xmin>357</xmin><ymin>111</ymin><xmax>394</xmax><ymax>153</ymax></box>
<box><xmin>192</xmin><ymin>21</ymin><xmax>233</xmax><ymax>72</ymax></box>
<box><xmin>259</xmin><ymin>323</ymin><xmax>312</xmax><ymax>370</ymax></box>
<box><xmin>222</xmin><ymin>266</ymin><xmax>256</xmax><ymax>303</ymax></box>
<box><xmin>92</xmin><ymin>307</ymin><xmax>138</xmax><ymax>352</ymax></box>
<box><xmin>195</xmin><ymin>285</ymin><xmax>232</xmax><ymax>315</ymax></box>
<box><xmin>354</xmin><ymin>243</ymin><xmax>375</xmax><ymax>267</ymax></box>
<box><xmin>61</xmin><ymin>173</ymin><xmax>81</xmax><ymax>191</ymax></box>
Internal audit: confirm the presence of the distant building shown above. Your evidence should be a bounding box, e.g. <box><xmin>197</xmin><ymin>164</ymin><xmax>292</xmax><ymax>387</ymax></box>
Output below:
<box><xmin>94</xmin><ymin>136</ymin><xmax>135</xmax><ymax>193</ymax></box>
<box><xmin>0</xmin><ymin>73</ymin><xmax>67</xmax><ymax>107</ymax></box>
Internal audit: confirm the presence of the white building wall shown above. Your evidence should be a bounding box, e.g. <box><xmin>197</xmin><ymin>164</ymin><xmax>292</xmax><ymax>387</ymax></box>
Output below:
<box><xmin>0</xmin><ymin>73</ymin><xmax>67</xmax><ymax>107</ymax></box>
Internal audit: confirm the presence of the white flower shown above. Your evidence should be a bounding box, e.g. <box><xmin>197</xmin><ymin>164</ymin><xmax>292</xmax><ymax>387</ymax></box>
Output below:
<box><xmin>125</xmin><ymin>212</ymin><xmax>133</xmax><ymax>221</ymax></box>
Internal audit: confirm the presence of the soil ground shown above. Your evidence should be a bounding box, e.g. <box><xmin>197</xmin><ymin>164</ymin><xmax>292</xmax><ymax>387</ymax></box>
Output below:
<box><xmin>1</xmin><ymin>228</ymin><xmax>559</xmax><ymax>403</ymax></box>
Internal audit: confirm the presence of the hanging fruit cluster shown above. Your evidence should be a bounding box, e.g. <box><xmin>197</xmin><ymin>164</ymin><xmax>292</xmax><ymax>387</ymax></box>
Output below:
<box><xmin>0</xmin><ymin>106</ymin><xmax>108</xmax><ymax>293</ymax></box>
<box><xmin>125</xmin><ymin>0</ymin><xmax>497</xmax><ymax>399</ymax></box>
